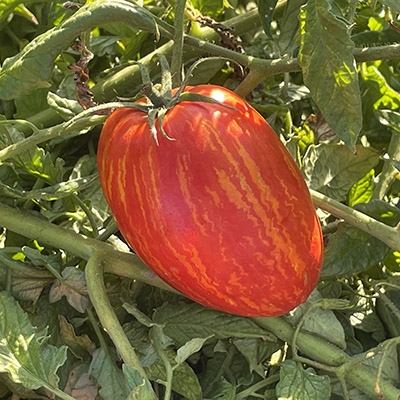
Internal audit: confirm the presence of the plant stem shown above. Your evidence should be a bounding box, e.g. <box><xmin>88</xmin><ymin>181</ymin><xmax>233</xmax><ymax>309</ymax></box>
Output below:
<box><xmin>253</xmin><ymin>317</ymin><xmax>400</xmax><ymax>400</ymax></box>
<box><xmin>171</xmin><ymin>0</ymin><xmax>186</xmax><ymax>87</ymax></box>
<box><xmin>0</xmin><ymin>203</ymin><xmax>174</xmax><ymax>291</ymax></box>
<box><xmin>85</xmin><ymin>251</ymin><xmax>156</xmax><ymax>399</ymax></box>
<box><xmin>310</xmin><ymin>189</ymin><xmax>400</xmax><ymax>251</ymax></box>
<box><xmin>372</xmin><ymin>129</ymin><xmax>400</xmax><ymax>200</ymax></box>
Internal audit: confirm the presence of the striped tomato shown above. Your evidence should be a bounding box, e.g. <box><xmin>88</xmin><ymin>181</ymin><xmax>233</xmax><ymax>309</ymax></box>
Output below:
<box><xmin>97</xmin><ymin>85</ymin><xmax>323</xmax><ymax>316</ymax></box>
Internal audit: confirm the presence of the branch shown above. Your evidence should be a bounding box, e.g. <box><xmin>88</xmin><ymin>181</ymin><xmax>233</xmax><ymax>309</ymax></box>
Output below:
<box><xmin>310</xmin><ymin>189</ymin><xmax>400</xmax><ymax>251</ymax></box>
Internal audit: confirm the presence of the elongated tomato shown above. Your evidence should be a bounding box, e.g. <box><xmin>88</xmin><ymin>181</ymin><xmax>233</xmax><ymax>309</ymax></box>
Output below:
<box><xmin>97</xmin><ymin>85</ymin><xmax>323</xmax><ymax>316</ymax></box>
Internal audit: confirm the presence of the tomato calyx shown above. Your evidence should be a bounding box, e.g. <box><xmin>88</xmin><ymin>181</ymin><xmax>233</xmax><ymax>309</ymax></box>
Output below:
<box><xmin>133</xmin><ymin>54</ymin><xmax>239</xmax><ymax>144</ymax></box>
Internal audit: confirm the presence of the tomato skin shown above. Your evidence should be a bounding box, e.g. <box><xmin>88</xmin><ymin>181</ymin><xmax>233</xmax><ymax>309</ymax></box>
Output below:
<box><xmin>97</xmin><ymin>85</ymin><xmax>323</xmax><ymax>317</ymax></box>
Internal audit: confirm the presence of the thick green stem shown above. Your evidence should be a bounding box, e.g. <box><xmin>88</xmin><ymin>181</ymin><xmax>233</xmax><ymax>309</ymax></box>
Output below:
<box><xmin>0</xmin><ymin>203</ymin><xmax>174</xmax><ymax>291</ymax></box>
<box><xmin>311</xmin><ymin>189</ymin><xmax>400</xmax><ymax>251</ymax></box>
<box><xmin>372</xmin><ymin>131</ymin><xmax>400</xmax><ymax>200</ymax></box>
<box><xmin>85</xmin><ymin>251</ymin><xmax>156</xmax><ymax>399</ymax></box>
<box><xmin>171</xmin><ymin>0</ymin><xmax>186</xmax><ymax>87</ymax></box>
<box><xmin>254</xmin><ymin>317</ymin><xmax>400</xmax><ymax>400</ymax></box>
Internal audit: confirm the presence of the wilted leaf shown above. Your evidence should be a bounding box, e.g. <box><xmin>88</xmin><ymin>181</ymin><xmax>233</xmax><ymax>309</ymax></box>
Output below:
<box><xmin>276</xmin><ymin>360</ymin><xmax>331</xmax><ymax>400</ymax></box>
<box><xmin>302</xmin><ymin>144</ymin><xmax>380</xmax><ymax>201</ymax></box>
<box><xmin>49</xmin><ymin>267</ymin><xmax>89</xmax><ymax>313</ymax></box>
<box><xmin>298</xmin><ymin>0</ymin><xmax>361</xmax><ymax>148</ymax></box>
<box><xmin>58</xmin><ymin>315</ymin><xmax>95</xmax><ymax>359</ymax></box>
<box><xmin>0</xmin><ymin>291</ymin><xmax>67</xmax><ymax>390</ymax></box>
<box><xmin>64</xmin><ymin>364</ymin><xmax>98</xmax><ymax>400</ymax></box>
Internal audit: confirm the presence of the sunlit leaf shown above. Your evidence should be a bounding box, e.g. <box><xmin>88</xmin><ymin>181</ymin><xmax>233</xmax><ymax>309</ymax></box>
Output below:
<box><xmin>298</xmin><ymin>0</ymin><xmax>362</xmax><ymax>149</ymax></box>
<box><xmin>302</xmin><ymin>144</ymin><xmax>380</xmax><ymax>201</ymax></box>
<box><xmin>277</xmin><ymin>0</ymin><xmax>307</xmax><ymax>54</ymax></box>
<box><xmin>0</xmin><ymin>0</ymin><xmax>159</xmax><ymax>99</ymax></box>
<box><xmin>348</xmin><ymin>169</ymin><xmax>375</xmax><ymax>207</ymax></box>
<box><xmin>0</xmin><ymin>291</ymin><xmax>67</xmax><ymax>390</ymax></box>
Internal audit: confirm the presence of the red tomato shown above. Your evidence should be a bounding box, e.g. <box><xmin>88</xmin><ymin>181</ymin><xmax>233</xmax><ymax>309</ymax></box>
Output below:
<box><xmin>97</xmin><ymin>85</ymin><xmax>323</xmax><ymax>316</ymax></box>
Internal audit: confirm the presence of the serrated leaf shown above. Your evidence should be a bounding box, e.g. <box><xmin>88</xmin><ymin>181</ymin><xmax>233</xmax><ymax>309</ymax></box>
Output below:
<box><xmin>153</xmin><ymin>302</ymin><xmax>275</xmax><ymax>346</ymax></box>
<box><xmin>257</xmin><ymin>0</ymin><xmax>278</xmax><ymax>38</ymax></box>
<box><xmin>348</xmin><ymin>169</ymin><xmax>375</xmax><ymax>207</ymax></box>
<box><xmin>11</xmin><ymin>139</ymin><xmax>64</xmax><ymax>185</ymax></box>
<box><xmin>0</xmin><ymin>0</ymin><xmax>158</xmax><ymax>100</ymax></box>
<box><xmin>321</xmin><ymin>223</ymin><xmax>390</xmax><ymax>278</ymax></box>
<box><xmin>276</xmin><ymin>360</ymin><xmax>331</xmax><ymax>400</ymax></box>
<box><xmin>0</xmin><ymin>291</ymin><xmax>67</xmax><ymax>390</ymax></box>
<box><xmin>302</xmin><ymin>144</ymin><xmax>380</xmax><ymax>201</ymax></box>
<box><xmin>298</xmin><ymin>0</ymin><xmax>361</xmax><ymax>149</ymax></box>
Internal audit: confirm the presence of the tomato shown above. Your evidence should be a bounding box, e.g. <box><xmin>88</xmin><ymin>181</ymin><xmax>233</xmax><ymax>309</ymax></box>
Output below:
<box><xmin>97</xmin><ymin>85</ymin><xmax>323</xmax><ymax>316</ymax></box>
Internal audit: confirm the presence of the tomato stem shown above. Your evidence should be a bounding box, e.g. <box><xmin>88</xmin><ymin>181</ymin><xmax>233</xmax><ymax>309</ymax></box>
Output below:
<box><xmin>311</xmin><ymin>189</ymin><xmax>400</xmax><ymax>251</ymax></box>
<box><xmin>85</xmin><ymin>251</ymin><xmax>156</xmax><ymax>398</ymax></box>
<box><xmin>171</xmin><ymin>0</ymin><xmax>187</xmax><ymax>87</ymax></box>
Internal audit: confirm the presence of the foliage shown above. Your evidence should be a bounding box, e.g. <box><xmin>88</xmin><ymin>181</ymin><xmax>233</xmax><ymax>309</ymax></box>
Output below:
<box><xmin>0</xmin><ymin>0</ymin><xmax>399</xmax><ymax>399</ymax></box>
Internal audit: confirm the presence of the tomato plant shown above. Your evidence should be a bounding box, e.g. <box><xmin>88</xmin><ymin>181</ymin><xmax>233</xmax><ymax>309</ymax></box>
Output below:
<box><xmin>97</xmin><ymin>84</ymin><xmax>324</xmax><ymax>316</ymax></box>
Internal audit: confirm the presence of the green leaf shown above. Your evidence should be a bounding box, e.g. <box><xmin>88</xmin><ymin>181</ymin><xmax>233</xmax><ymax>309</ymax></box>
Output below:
<box><xmin>360</xmin><ymin>63</ymin><xmax>400</xmax><ymax>110</ymax></box>
<box><xmin>257</xmin><ymin>0</ymin><xmax>278</xmax><ymax>38</ymax></box>
<box><xmin>298</xmin><ymin>0</ymin><xmax>361</xmax><ymax>149</ymax></box>
<box><xmin>380</xmin><ymin>0</ymin><xmax>400</xmax><ymax>13</ymax></box>
<box><xmin>232</xmin><ymin>337</ymin><xmax>279</xmax><ymax>372</ymax></box>
<box><xmin>0</xmin><ymin>0</ymin><xmax>34</xmax><ymax>23</ymax></box>
<box><xmin>376</xmin><ymin>109</ymin><xmax>400</xmax><ymax>132</ymax></box>
<box><xmin>0</xmin><ymin>0</ymin><xmax>158</xmax><ymax>100</ymax></box>
<box><xmin>175</xmin><ymin>336</ymin><xmax>212</xmax><ymax>365</ymax></box>
<box><xmin>7</xmin><ymin>129</ymin><xmax>64</xmax><ymax>185</ymax></box>
<box><xmin>347</xmin><ymin>169</ymin><xmax>375</xmax><ymax>207</ymax></box>
<box><xmin>276</xmin><ymin>360</ymin><xmax>331</xmax><ymax>400</ymax></box>
<box><xmin>289</xmin><ymin>291</ymin><xmax>346</xmax><ymax>348</ymax></box>
<box><xmin>123</xmin><ymin>365</ymin><xmax>156</xmax><ymax>400</ymax></box>
<box><xmin>90</xmin><ymin>348</ymin><xmax>135</xmax><ymax>400</ymax></box>
<box><xmin>153</xmin><ymin>302</ymin><xmax>276</xmax><ymax>346</ymax></box>
<box><xmin>277</xmin><ymin>0</ymin><xmax>307</xmax><ymax>54</ymax></box>
<box><xmin>302</xmin><ymin>144</ymin><xmax>380</xmax><ymax>201</ymax></box>
<box><xmin>321</xmin><ymin>223</ymin><xmax>390</xmax><ymax>278</ymax></box>
<box><xmin>146</xmin><ymin>347</ymin><xmax>203</xmax><ymax>400</ymax></box>
<box><xmin>0</xmin><ymin>291</ymin><xmax>67</xmax><ymax>390</ymax></box>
